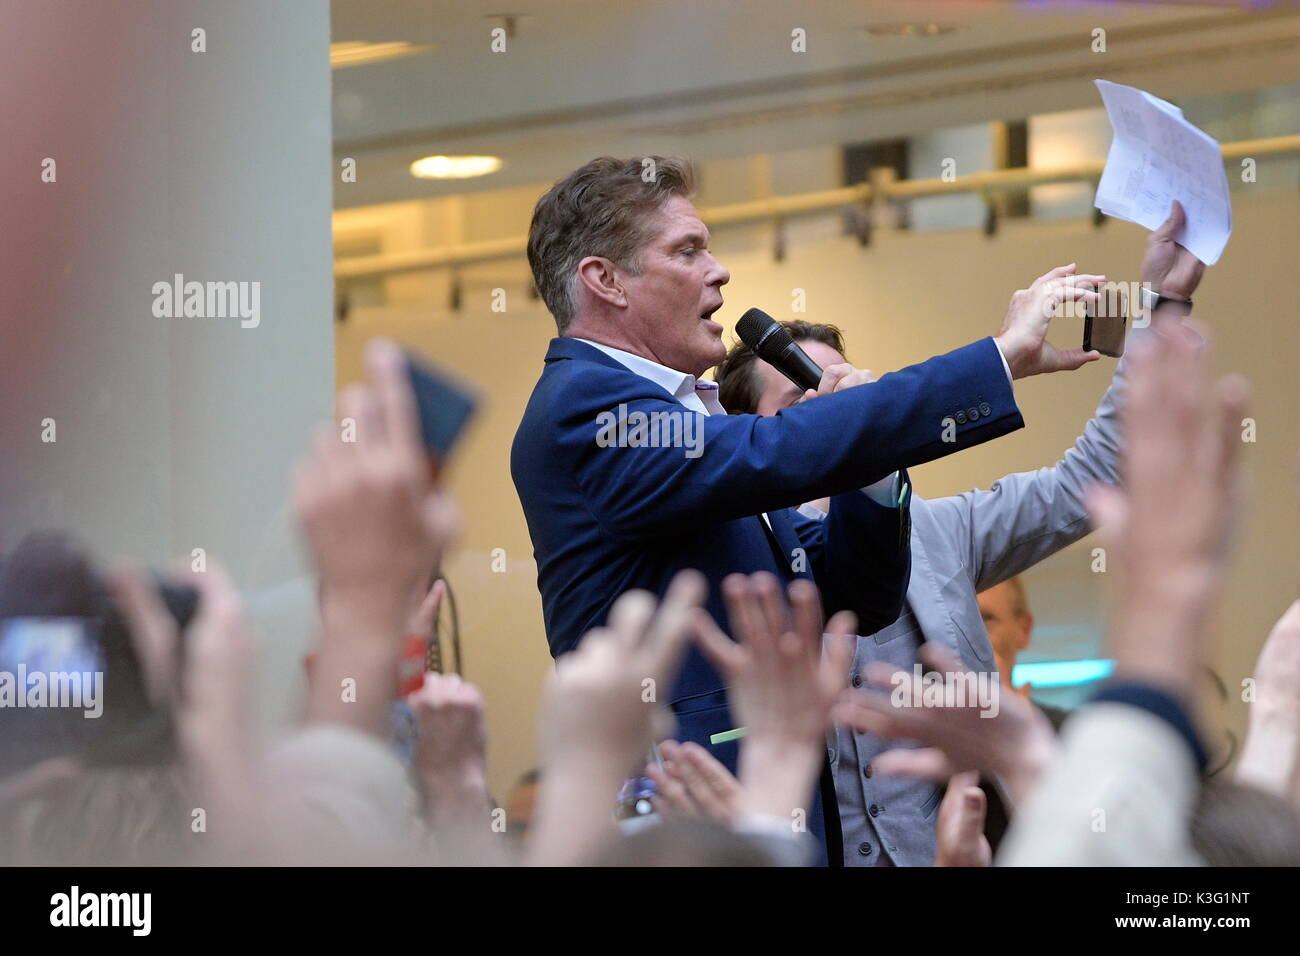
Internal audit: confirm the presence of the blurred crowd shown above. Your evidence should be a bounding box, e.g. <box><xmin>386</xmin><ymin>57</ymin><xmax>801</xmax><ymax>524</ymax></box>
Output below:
<box><xmin>1</xmin><ymin>321</ymin><xmax>1298</xmax><ymax>868</ymax></box>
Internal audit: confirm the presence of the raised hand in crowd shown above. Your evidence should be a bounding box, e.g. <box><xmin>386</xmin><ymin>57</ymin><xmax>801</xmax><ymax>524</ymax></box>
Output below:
<box><xmin>1237</xmin><ymin>599</ymin><xmax>1300</xmax><ymax>809</ymax></box>
<box><xmin>693</xmin><ymin>573</ymin><xmax>854</xmax><ymax>827</ymax></box>
<box><xmin>409</xmin><ymin>577</ymin><xmax>447</xmax><ymax>643</ymax></box>
<box><xmin>293</xmin><ymin>338</ymin><xmax>461</xmax><ymax>739</ymax></box>
<box><xmin>645</xmin><ymin>738</ymin><xmax>742</xmax><ymax>826</ymax></box>
<box><xmin>835</xmin><ymin>641</ymin><xmax>1056</xmax><ymax>807</ymax></box>
<box><xmin>934</xmin><ymin>770</ymin><xmax>993</xmax><ymax>868</ymax></box>
<box><xmin>1084</xmin><ymin>321</ymin><xmax>1248</xmax><ymax>706</ymax></box>
<box><xmin>530</xmin><ymin>570</ymin><xmax>705</xmax><ymax>866</ymax></box>
<box><xmin>407</xmin><ymin>671</ymin><xmax>506</xmax><ymax>864</ymax></box>
<box><xmin>112</xmin><ymin>560</ymin><xmax>257</xmax><ymax>857</ymax></box>
<box><xmin>999</xmin><ymin>316</ymin><xmax>1248</xmax><ymax>867</ymax></box>
<box><xmin>1236</xmin><ymin>454</ymin><xmax>1300</xmax><ymax>810</ymax></box>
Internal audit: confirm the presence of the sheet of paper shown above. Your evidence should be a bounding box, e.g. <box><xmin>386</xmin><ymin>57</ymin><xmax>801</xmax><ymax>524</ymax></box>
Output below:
<box><xmin>1093</xmin><ymin>79</ymin><xmax>1232</xmax><ymax>265</ymax></box>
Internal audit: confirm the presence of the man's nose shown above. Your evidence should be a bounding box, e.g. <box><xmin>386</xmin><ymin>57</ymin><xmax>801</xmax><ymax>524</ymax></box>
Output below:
<box><xmin>707</xmin><ymin>253</ymin><xmax>730</xmax><ymax>287</ymax></box>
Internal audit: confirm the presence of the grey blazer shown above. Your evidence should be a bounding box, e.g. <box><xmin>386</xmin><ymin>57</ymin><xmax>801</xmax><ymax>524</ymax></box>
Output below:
<box><xmin>831</xmin><ymin>327</ymin><xmax>1139</xmax><ymax>866</ymax></box>
<box><xmin>905</xmin><ymin>334</ymin><xmax>1128</xmax><ymax>671</ymax></box>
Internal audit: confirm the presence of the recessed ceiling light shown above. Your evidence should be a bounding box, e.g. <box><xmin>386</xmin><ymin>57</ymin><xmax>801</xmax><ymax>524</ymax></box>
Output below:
<box><xmin>864</xmin><ymin>23</ymin><xmax>957</xmax><ymax>38</ymax></box>
<box><xmin>330</xmin><ymin>41</ymin><xmax>434</xmax><ymax>69</ymax></box>
<box><xmin>409</xmin><ymin>155</ymin><xmax>504</xmax><ymax>180</ymax></box>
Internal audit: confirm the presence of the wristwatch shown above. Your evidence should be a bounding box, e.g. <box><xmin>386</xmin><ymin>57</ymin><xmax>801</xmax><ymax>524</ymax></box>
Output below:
<box><xmin>1138</xmin><ymin>286</ymin><xmax>1193</xmax><ymax>314</ymax></box>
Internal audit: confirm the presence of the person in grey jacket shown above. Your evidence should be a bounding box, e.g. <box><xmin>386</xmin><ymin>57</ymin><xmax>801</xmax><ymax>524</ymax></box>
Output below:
<box><xmin>713</xmin><ymin>203</ymin><xmax>1197</xmax><ymax>865</ymax></box>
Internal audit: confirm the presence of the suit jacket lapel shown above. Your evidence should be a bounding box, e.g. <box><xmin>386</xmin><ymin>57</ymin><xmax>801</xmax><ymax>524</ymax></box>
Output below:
<box><xmin>767</xmin><ymin>508</ymin><xmax>812</xmax><ymax>581</ymax></box>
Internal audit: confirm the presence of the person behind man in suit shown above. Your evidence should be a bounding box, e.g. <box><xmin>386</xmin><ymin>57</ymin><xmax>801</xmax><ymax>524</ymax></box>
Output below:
<box><xmin>511</xmin><ymin>155</ymin><xmax>1104</xmax><ymax>863</ymax></box>
<box><xmin>711</xmin><ymin>200</ymin><xmax>1200</xmax><ymax>864</ymax></box>
<box><xmin>977</xmin><ymin>577</ymin><xmax>1071</xmax><ymax>731</ymax></box>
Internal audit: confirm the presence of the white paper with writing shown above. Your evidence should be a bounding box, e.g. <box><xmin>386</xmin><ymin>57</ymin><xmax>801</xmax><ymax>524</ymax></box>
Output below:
<box><xmin>1093</xmin><ymin>79</ymin><xmax>1232</xmax><ymax>265</ymax></box>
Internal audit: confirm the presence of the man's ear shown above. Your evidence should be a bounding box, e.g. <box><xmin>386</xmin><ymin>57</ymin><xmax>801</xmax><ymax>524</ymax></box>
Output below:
<box><xmin>576</xmin><ymin>256</ymin><xmax>625</xmax><ymax>309</ymax></box>
<box><xmin>1017</xmin><ymin>612</ymin><xmax>1034</xmax><ymax>650</ymax></box>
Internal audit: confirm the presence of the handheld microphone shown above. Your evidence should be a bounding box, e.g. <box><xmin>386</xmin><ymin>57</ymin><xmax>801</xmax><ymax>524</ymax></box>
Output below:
<box><xmin>735</xmin><ymin>308</ymin><xmax>824</xmax><ymax>392</ymax></box>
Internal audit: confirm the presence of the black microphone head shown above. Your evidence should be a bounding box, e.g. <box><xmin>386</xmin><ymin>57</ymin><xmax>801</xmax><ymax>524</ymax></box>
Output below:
<box><xmin>735</xmin><ymin>308</ymin><xmax>791</xmax><ymax>360</ymax></box>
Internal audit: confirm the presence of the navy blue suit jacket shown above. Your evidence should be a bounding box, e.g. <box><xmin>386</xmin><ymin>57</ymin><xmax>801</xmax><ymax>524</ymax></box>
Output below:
<box><xmin>511</xmin><ymin>336</ymin><xmax>1023</xmax><ymax>857</ymax></box>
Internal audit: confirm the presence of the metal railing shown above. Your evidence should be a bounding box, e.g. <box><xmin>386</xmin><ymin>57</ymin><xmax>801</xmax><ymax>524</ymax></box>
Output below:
<box><xmin>334</xmin><ymin>134</ymin><xmax>1300</xmax><ymax>282</ymax></box>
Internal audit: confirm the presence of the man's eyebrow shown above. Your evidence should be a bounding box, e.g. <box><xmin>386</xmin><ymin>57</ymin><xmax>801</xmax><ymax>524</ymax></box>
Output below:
<box><xmin>673</xmin><ymin>230</ymin><xmax>710</xmax><ymax>246</ymax></box>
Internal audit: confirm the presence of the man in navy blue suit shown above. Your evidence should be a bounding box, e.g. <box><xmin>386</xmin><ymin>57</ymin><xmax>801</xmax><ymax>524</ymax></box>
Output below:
<box><xmin>511</xmin><ymin>156</ymin><xmax>1103</xmax><ymax>863</ymax></box>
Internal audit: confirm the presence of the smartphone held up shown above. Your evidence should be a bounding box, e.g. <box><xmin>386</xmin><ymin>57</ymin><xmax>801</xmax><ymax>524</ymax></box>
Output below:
<box><xmin>403</xmin><ymin>351</ymin><xmax>479</xmax><ymax>479</ymax></box>
<box><xmin>1083</xmin><ymin>283</ymin><xmax>1128</xmax><ymax>359</ymax></box>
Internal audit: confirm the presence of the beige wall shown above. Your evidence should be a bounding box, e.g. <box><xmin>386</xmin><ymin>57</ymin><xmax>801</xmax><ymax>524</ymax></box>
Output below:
<box><xmin>338</xmin><ymin>187</ymin><xmax>1299</xmax><ymax>798</ymax></box>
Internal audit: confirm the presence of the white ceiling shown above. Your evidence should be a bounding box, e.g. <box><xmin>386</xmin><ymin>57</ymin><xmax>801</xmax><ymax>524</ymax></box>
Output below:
<box><xmin>330</xmin><ymin>0</ymin><xmax>1300</xmax><ymax>207</ymax></box>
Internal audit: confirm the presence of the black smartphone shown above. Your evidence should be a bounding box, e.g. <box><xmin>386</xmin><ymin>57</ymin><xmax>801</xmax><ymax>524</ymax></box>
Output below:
<box><xmin>403</xmin><ymin>352</ymin><xmax>479</xmax><ymax>475</ymax></box>
<box><xmin>1083</xmin><ymin>285</ymin><xmax>1127</xmax><ymax>358</ymax></box>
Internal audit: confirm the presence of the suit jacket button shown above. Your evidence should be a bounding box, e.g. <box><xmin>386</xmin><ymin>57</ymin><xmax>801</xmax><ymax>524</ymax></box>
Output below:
<box><xmin>863</xmin><ymin>764</ymin><xmax>873</xmax><ymax>779</ymax></box>
<box><xmin>857</xmin><ymin>841</ymin><xmax>873</xmax><ymax>856</ymax></box>
<box><xmin>955</xmin><ymin>410</ymin><xmax>968</xmax><ymax>425</ymax></box>
<box><xmin>967</xmin><ymin>406</ymin><xmax>980</xmax><ymax>421</ymax></box>
<box><xmin>869</xmin><ymin>804</ymin><xmax>882</xmax><ymax>817</ymax></box>
<box><xmin>979</xmin><ymin>401</ymin><xmax>992</xmax><ymax>416</ymax></box>
<box><xmin>851</xmin><ymin>673</ymin><xmax>863</xmax><ymax>688</ymax></box>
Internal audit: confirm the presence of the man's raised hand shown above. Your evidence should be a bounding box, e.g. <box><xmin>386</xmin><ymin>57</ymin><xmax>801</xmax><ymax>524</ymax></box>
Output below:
<box><xmin>994</xmin><ymin>264</ymin><xmax>1106</xmax><ymax>379</ymax></box>
<box><xmin>1141</xmin><ymin>200</ymin><xmax>1204</xmax><ymax>303</ymax></box>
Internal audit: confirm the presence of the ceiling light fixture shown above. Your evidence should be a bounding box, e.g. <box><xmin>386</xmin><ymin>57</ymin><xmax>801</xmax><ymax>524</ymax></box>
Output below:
<box><xmin>330</xmin><ymin>41</ymin><xmax>434</xmax><ymax>69</ymax></box>
<box><xmin>409</xmin><ymin>155</ymin><xmax>504</xmax><ymax>180</ymax></box>
<box><xmin>864</xmin><ymin>23</ymin><xmax>957</xmax><ymax>38</ymax></box>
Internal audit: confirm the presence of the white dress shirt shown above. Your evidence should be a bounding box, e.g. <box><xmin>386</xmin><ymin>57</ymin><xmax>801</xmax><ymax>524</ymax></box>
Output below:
<box><xmin>576</xmin><ymin>339</ymin><xmax>727</xmax><ymax>416</ymax></box>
